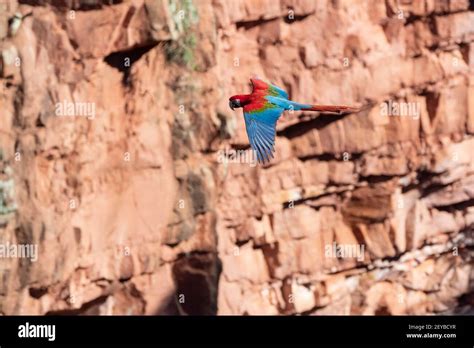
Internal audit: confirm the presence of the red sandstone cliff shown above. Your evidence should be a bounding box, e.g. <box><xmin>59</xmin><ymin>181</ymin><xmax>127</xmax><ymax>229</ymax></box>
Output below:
<box><xmin>0</xmin><ymin>0</ymin><xmax>473</xmax><ymax>315</ymax></box>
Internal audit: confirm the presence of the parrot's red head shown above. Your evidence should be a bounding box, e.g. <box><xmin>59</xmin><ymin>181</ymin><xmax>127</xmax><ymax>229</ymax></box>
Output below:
<box><xmin>229</xmin><ymin>94</ymin><xmax>252</xmax><ymax>110</ymax></box>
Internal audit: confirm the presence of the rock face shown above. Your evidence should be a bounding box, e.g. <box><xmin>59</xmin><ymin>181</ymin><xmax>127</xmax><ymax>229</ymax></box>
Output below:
<box><xmin>0</xmin><ymin>0</ymin><xmax>473</xmax><ymax>315</ymax></box>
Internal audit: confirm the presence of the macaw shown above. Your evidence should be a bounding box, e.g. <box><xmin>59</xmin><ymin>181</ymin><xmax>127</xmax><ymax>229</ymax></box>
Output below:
<box><xmin>229</xmin><ymin>78</ymin><xmax>359</xmax><ymax>164</ymax></box>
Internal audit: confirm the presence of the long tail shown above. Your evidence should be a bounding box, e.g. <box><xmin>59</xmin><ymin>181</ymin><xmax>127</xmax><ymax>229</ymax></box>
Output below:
<box><xmin>265</xmin><ymin>96</ymin><xmax>360</xmax><ymax>114</ymax></box>
<box><xmin>282</xmin><ymin>99</ymin><xmax>359</xmax><ymax>114</ymax></box>
<box><xmin>300</xmin><ymin>104</ymin><xmax>359</xmax><ymax>114</ymax></box>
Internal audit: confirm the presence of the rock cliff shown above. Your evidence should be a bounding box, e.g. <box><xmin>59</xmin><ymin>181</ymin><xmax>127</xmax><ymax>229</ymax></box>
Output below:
<box><xmin>0</xmin><ymin>0</ymin><xmax>473</xmax><ymax>315</ymax></box>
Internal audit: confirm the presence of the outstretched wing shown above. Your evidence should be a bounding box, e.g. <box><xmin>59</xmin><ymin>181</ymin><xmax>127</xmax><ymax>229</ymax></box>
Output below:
<box><xmin>250</xmin><ymin>78</ymin><xmax>289</xmax><ymax>99</ymax></box>
<box><xmin>244</xmin><ymin>105</ymin><xmax>284</xmax><ymax>164</ymax></box>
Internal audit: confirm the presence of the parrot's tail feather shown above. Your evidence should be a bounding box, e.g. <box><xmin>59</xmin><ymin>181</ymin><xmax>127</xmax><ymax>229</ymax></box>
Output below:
<box><xmin>301</xmin><ymin>105</ymin><xmax>359</xmax><ymax>114</ymax></box>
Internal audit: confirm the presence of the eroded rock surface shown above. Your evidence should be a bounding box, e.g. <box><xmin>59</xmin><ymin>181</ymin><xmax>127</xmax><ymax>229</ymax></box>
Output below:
<box><xmin>0</xmin><ymin>0</ymin><xmax>473</xmax><ymax>315</ymax></box>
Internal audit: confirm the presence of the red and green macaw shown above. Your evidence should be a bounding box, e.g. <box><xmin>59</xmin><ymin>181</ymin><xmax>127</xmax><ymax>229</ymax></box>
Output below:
<box><xmin>229</xmin><ymin>78</ymin><xmax>358</xmax><ymax>164</ymax></box>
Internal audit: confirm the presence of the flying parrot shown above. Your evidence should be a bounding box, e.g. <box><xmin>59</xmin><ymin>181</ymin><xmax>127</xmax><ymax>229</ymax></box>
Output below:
<box><xmin>229</xmin><ymin>78</ymin><xmax>359</xmax><ymax>164</ymax></box>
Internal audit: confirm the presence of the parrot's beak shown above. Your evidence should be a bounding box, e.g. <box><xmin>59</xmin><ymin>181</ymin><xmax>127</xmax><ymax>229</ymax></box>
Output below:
<box><xmin>229</xmin><ymin>101</ymin><xmax>235</xmax><ymax>110</ymax></box>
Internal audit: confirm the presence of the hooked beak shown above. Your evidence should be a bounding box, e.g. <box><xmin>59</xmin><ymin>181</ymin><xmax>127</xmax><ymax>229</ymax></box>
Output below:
<box><xmin>229</xmin><ymin>101</ymin><xmax>235</xmax><ymax>110</ymax></box>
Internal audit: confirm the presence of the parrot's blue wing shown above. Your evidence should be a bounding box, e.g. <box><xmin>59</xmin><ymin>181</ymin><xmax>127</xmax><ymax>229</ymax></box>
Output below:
<box><xmin>268</xmin><ymin>82</ymin><xmax>289</xmax><ymax>99</ymax></box>
<box><xmin>244</xmin><ymin>106</ymin><xmax>284</xmax><ymax>164</ymax></box>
